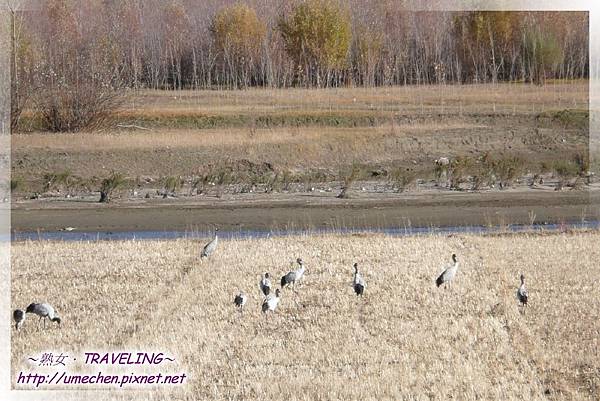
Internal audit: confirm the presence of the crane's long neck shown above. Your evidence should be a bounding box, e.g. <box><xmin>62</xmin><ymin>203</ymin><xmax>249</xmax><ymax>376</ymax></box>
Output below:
<box><xmin>448</xmin><ymin>261</ymin><xmax>458</xmax><ymax>276</ymax></box>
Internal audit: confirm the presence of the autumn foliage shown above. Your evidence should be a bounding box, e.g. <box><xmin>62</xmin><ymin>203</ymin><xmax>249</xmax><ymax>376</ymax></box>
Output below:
<box><xmin>8</xmin><ymin>1</ymin><xmax>589</xmax><ymax>131</ymax></box>
<box><xmin>211</xmin><ymin>3</ymin><xmax>267</xmax><ymax>88</ymax></box>
<box><xmin>278</xmin><ymin>0</ymin><xmax>352</xmax><ymax>87</ymax></box>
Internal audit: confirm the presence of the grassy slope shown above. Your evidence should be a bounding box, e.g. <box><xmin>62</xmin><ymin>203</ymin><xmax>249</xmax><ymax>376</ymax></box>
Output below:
<box><xmin>11</xmin><ymin>231</ymin><xmax>600</xmax><ymax>400</ymax></box>
<box><xmin>10</xmin><ymin>83</ymin><xmax>590</xmax><ymax>196</ymax></box>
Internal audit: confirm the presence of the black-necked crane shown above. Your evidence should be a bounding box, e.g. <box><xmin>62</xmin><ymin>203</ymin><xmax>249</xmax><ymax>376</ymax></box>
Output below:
<box><xmin>13</xmin><ymin>309</ymin><xmax>25</xmax><ymax>331</ymax></box>
<box><xmin>262</xmin><ymin>289</ymin><xmax>281</xmax><ymax>315</ymax></box>
<box><xmin>234</xmin><ymin>292</ymin><xmax>247</xmax><ymax>312</ymax></box>
<box><xmin>200</xmin><ymin>227</ymin><xmax>219</xmax><ymax>259</ymax></box>
<box><xmin>353</xmin><ymin>263</ymin><xmax>366</xmax><ymax>296</ymax></box>
<box><xmin>517</xmin><ymin>274</ymin><xmax>528</xmax><ymax>306</ymax></box>
<box><xmin>25</xmin><ymin>303</ymin><xmax>61</xmax><ymax>328</ymax></box>
<box><xmin>281</xmin><ymin>258</ymin><xmax>306</xmax><ymax>290</ymax></box>
<box><xmin>260</xmin><ymin>272</ymin><xmax>271</xmax><ymax>296</ymax></box>
<box><xmin>435</xmin><ymin>253</ymin><xmax>458</xmax><ymax>288</ymax></box>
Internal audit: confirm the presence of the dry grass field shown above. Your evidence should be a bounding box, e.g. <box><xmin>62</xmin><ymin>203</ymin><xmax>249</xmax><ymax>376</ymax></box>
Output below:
<box><xmin>122</xmin><ymin>82</ymin><xmax>587</xmax><ymax>117</ymax></box>
<box><xmin>11</xmin><ymin>231</ymin><xmax>600</xmax><ymax>400</ymax></box>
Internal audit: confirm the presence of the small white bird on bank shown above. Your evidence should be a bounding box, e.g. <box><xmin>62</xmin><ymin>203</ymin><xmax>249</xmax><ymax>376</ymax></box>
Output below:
<box><xmin>436</xmin><ymin>254</ymin><xmax>459</xmax><ymax>288</ymax></box>
<box><xmin>262</xmin><ymin>289</ymin><xmax>281</xmax><ymax>314</ymax></box>
<box><xmin>200</xmin><ymin>227</ymin><xmax>219</xmax><ymax>259</ymax></box>
<box><xmin>234</xmin><ymin>292</ymin><xmax>247</xmax><ymax>312</ymax></box>
<box><xmin>13</xmin><ymin>309</ymin><xmax>25</xmax><ymax>331</ymax></box>
<box><xmin>517</xmin><ymin>274</ymin><xmax>528</xmax><ymax>306</ymax></box>
<box><xmin>260</xmin><ymin>273</ymin><xmax>272</xmax><ymax>296</ymax></box>
<box><xmin>353</xmin><ymin>263</ymin><xmax>365</xmax><ymax>296</ymax></box>
<box><xmin>25</xmin><ymin>303</ymin><xmax>61</xmax><ymax>328</ymax></box>
<box><xmin>281</xmin><ymin>258</ymin><xmax>306</xmax><ymax>290</ymax></box>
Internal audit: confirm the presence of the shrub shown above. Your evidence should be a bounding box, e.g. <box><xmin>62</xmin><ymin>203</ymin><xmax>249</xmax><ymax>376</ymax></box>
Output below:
<box><xmin>492</xmin><ymin>156</ymin><xmax>524</xmax><ymax>189</ymax></box>
<box><xmin>99</xmin><ymin>172</ymin><xmax>126</xmax><ymax>203</ymax></box>
<box><xmin>35</xmin><ymin>84</ymin><xmax>123</xmax><ymax>132</ymax></box>
<box><xmin>162</xmin><ymin>176</ymin><xmax>183</xmax><ymax>197</ymax></box>
<box><xmin>32</xmin><ymin>0</ymin><xmax>124</xmax><ymax>131</ymax></box>
<box><xmin>434</xmin><ymin>162</ymin><xmax>449</xmax><ymax>186</ymax></box>
<box><xmin>573</xmin><ymin>153</ymin><xmax>589</xmax><ymax>176</ymax></box>
<box><xmin>10</xmin><ymin>178</ymin><xmax>22</xmax><ymax>192</ymax></box>
<box><xmin>43</xmin><ymin>170</ymin><xmax>72</xmax><ymax>192</ymax></box>
<box><xmin>389</xmin><ymin>167</ymin><xmax>415</xmax><ymax>193</ymax></box>
<box><xmin>553</xmin><ymin>160</ymin><xmax>579</xmax><ymax>190</ymax></box>
<box><xmin>337</xmin><ymin>163</ymin><xmax>362</xmax><ymax>198</ymax></box>
<box><xmin>467</xmin><ymin>153</ymin><xmax>494</xmax><ymax>191</ymax></box>
<box><xmin>448</xmin><ymin>157</ymin><xmax>473</xmax><ymax>190</ymax></box>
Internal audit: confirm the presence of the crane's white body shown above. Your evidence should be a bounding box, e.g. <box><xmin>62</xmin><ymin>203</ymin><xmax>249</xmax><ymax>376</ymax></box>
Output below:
<box><xmin>281</xmin><ymin>258</ymin><xmax>306</xmax><ymax>289</ymax></box>
<box><xmin>260</xmin><ymin>273</ymin><xmax>272</xmax><ymax>296</ymax></box>
<box><xmin>353</xmin><ymin>263</ymin><xmax>365</xmax><ymax>296</ymax></box>
<box><xmin>517</xmin><ymin>275</ymin><xmax>528</xmax><ymax>306</ymax></box>
<box><xmin>436</xmin><ymin>254</ymin><xmax>459</xmax><ymax>288</ymax></box>
<box><xmin>262</xmin><ymin>290</ymin><xmax>280</xmax><ymax>313</ymax></box>
<box><xmin>201</xmin><ymin>229</ymin><xmax>219</xmax><ymax>258</ymax></box>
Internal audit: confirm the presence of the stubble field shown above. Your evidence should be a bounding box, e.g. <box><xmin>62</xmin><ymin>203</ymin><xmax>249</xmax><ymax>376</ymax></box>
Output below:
<box><xmin>10</xmin><ymin>231</ymin><xmax>600</xmax><ymax>400</ymax></box>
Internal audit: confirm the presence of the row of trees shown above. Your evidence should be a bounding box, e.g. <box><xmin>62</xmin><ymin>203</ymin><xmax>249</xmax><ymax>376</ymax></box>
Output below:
<box><xmin>9</xmin><ymin>0</ymin><xmax>589</xmax><ymax>131</ymax></box>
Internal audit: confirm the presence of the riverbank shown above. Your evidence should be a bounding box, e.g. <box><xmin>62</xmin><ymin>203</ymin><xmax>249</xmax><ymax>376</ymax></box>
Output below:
<box><xmin>10</xmin><ymin>186</ymin><xmax>600</xmax><ymax>234</ymax></box>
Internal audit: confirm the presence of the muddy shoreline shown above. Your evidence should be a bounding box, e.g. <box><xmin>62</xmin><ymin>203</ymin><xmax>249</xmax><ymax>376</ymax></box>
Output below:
<box><xmin>10</xmin><ymin>189</ymin><xmax>600</xmax><ymax>234</ymax></box>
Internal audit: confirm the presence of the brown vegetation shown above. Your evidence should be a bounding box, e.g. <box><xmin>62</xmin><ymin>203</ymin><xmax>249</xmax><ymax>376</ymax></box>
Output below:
<box><xmin>10</xmin><ymin>83</ymin><xmax>590</xmax><ymax>199</ymax></box>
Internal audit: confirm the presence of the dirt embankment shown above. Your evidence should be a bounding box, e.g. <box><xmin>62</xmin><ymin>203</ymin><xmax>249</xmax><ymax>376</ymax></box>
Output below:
<box><xmin>10</xmin><ymin>84</ymin><xmax>594</xmax><ymax>233</ymax></box>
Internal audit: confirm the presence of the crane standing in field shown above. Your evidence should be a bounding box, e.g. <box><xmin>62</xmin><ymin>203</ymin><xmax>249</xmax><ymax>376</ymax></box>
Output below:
<box><xmin>13</xmin><ymin>309</ymin><xmax>25</xmax><ymax>331</ymax></box>
<box><xmin>260</xmin><ymin>272</ymin><xmax>272</xmax><ymax>296</ymax></box>
<box><xmin>517</xmin><ymin>274</ymin><xmax>528</xmax><ymax>307</ymax></box>
<box><xmin>25</xmin><ymin>303</ymin><xmax>61</xmax><ymax>328</ymax></box>
<box><xmin>201</xmin><ymin>227</ymin><xmax>219</xmax><ymax>259</ymax></box>
<box><xmin>435</xmin><ymin>254</ymin><xmax>459</xmax><ymax>289</ymax></box>
<box><xmin>234</xmin><ymin>292</ymin><xmax>247</xmax><ymax>313</ymax></box>
<box><xmin>281</xmin><ymin>258</ymin><xmax>306</xmax><ymax>291</ymax></box>
<box><xmin>353</xmin><ymin>263</ymin><xmax>366</xmax><ymax>296</ymax></box>
<box><xmin>262</xmin><ymin>289</ymin><xmax>281</xmax><ymax>315</ymax></box>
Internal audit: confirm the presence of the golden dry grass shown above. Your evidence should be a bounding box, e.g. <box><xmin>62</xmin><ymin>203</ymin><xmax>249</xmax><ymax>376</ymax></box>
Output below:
<box><xmin>11</xmin><ymin>231</ymin><xmax>600</xmax><ymax>400</ymax></box>
<box><xmin>11</xmin><ymin>123</ymin><xmax>485</xmax><ymax>152</ymax></box>
<box><xmin>123</xmin><ymin>82</ymin><xmax>588</xmax><ymax>116</ymax></box>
